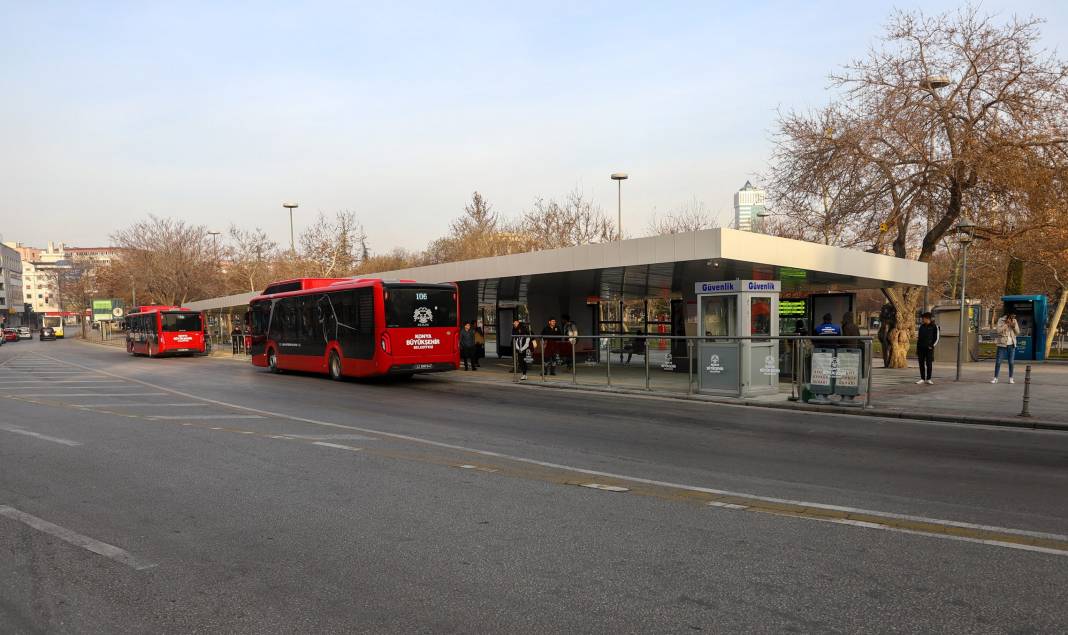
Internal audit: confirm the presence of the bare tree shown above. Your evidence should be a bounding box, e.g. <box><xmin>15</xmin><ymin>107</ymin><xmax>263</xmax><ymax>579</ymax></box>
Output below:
<box><xmin>225</xmin><ymin>225</ymin><xmax>278</xmax><ymax>293</ymax></box>
<box><xmin>106</xmin><ymin>216</ymin><xmax>220</xmax><ymax>306</ymax></box>
<box><xmin>299</xmin><ymin>211</ymin><xmax>365</xmax><ymax>277</ymax></box>
<box><xmin>768</xmin><ymin>6</ymin><xmax>1068</xmax><ymax>366</ymax></box>
<box><xmin>521</xmin><ymin>189</ymin><xmax>615</xmax><ymax>249</ymax></box>
<box><xmin>648</xmin><ymin>197</ymin><xmax>720</xmax><ymax>235</ymax></box>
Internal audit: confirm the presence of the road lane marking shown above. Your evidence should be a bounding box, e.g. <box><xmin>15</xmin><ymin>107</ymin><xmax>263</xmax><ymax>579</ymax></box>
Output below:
<box><xmin>312</xmin><ymin>441</ymin><xmax>363</xmax><ymax>451</ymax></box>
<box><xmin>69</xmin><ymin>403</ymin><xmax>210</xmax><ymax>407</ymax></box>
<box><xmin>579</xmin><ymin>483</ymin><xmax>631</xmax><ymax>492</ymax></box>
<box><xmin>0</xmin><ymin>426</ymin><xmax>82</xmax><ymax>446</ymax></box>
<box><xmin>147</xmin><ymin>414</ymin><xmax>264</xmax><ymax>420</ymax></box>
<box><xmin>456</xmin><ymin>464</ymin><xmax>499</xmax><ymax>473</ymax></box>
<box><xmin>38</xmin><ymin>353</ymin><xmax>1068</xmax><ymax>556</ymax></box>
<box><xmin>0</xmin><ymin>505</ymin><xmax>156</xmax><ymax>570</ymax></box>
<box><xmin>14</xmin><ymin>393</ymin><xmax>168</xmax><ymax>397</ymax></box>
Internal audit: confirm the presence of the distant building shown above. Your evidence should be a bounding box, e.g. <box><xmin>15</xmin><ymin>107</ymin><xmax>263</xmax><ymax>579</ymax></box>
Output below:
<box><xmin>2</xmin><ymin>241</ymin><xmax>121</xmax><ymax>313</ymax></box>
<box><xmin>733</xmin><ymin>180</ymin><xmax>767</xmax><ymax>233</ymax></box>
<box><xmin>0</xmin><ymin>242</ymin><xmax>24</xmax><ymax>322</ymax></box>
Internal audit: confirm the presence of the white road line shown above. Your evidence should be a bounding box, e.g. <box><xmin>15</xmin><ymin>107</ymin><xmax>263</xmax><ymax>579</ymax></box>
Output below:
<box><xmin>147</xmin><ymin>414</ymin><xmax>264</xmax><ymax>420</ymax></box>
<box><xmin>40</xmin><ymin>353</ymin><xmax>1068</xmax><ymax>553</ymax></box>
<box><xmin>0</xmin><ymin>426</ymin><xmax>82</xmax><ymax>446</ymax></box>
<box><xmin>579</xmin><ymin>483</ymin><xmax>630</xmax><ymax>492</ymax></box>
<box><xmin>0</xmin><ymin>506</ymin><xmax>156</xmax><ymax>570</ymax></box>
<box><xmin>15</xmin><ymin>393</ymin><xmax>168</xmax><ymax>397</ymax></box>
<box><xmin>312</xmin><ymin>441</ymin><xmax>362</xmax><ymax>451</ymax></box>
<box><xmin>70</xmin><ymin>403</ymin><xmax>210</xmax><ymax>407</ymax></box>
<box><xmin>0</xmin><ymin>380</ymin><xmax>123</xmax><ymax>385</ymax></box>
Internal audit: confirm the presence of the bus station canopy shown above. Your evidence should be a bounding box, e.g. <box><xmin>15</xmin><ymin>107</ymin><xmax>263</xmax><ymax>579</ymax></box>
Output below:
<box><xmin>186</xmin><ymin>228</ymin><xmax>926</xmax><ymax>312</ymax></box>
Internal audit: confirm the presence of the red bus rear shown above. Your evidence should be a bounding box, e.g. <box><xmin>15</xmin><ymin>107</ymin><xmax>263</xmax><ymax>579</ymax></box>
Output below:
<box><xmin>247</xmin><ymin>278</ymin><xmax>459</xmax><ymax>379</ymax></box>
<box><xmin>125</xmin><ymin>307</ymin><xmax>206</xmax><ymax>357</ymax></box>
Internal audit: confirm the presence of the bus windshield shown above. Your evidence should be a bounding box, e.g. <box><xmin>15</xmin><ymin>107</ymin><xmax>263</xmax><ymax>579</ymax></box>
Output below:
<box><xmin>161</xmin><ymin>312</ymin><xmax>202</xmax><ymax>332</ymax></box>
<box><xmin>385</xmin><ymin>287</ymin><xmax>456</xmax><ymax>328</ymax></box>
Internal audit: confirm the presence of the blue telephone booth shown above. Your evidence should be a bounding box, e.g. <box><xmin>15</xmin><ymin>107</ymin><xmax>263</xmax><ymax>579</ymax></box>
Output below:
<box><xmin>1001</xmin><ymin>295</ymin><xmax>1048</xmax><ymax>361</ymax></box>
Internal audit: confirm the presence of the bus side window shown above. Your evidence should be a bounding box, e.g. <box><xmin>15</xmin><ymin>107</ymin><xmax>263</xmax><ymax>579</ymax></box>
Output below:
<box><xmin>355</xmin><ymin>288</ymin><xmax>374</xmax><ymax>359</ymax></box>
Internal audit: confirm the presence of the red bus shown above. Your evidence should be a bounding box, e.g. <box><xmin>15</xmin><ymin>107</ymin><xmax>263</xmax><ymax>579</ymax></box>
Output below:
<box><xmin>125</xmin><ymin>306</ymin><xmax>207</xmax><ymax>357</ymax></box>
<box><xmin>247</xmin><ymin>278</ymin><xmax>459</xmax><ymax>379</ymax></box>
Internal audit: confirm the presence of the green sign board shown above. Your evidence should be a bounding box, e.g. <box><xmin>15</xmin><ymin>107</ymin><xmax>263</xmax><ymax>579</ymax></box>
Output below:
<box><xmin>780</xmin><ymin>299</ymin><xmax>807</xmax><ymax>316</ymax></box>
<box><xmin>91</xmin><ymin>299</ymin><xmax>123</xmax><ymax>321</ymax></box>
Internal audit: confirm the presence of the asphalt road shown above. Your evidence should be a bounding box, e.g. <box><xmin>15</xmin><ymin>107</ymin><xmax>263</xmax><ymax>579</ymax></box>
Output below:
<box><xmin>1</xmin><ymin>338</ymin><xmax>1067</xmax><ymax>633</ymax></box>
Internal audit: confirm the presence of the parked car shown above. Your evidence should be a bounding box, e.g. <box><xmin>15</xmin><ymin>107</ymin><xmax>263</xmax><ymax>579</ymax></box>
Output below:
<box><xmin>17</xmin><ymin>327</ymin><xmax>31</xmax><ymax>339</ymax></box>
<box><xmin>2</xmin><ymin>328</ymin><xmax>18</xmax><ymax>343</ymax></box>
<box><xmin>40</xmin><ymin>327</ymin><xmax>56</xmax><ymax>341</ymax></box>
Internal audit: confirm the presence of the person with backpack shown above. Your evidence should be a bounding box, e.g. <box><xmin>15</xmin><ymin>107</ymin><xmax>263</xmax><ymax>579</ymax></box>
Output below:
<box><xmin>915</xmin><ymin>311</ymin><xmax>940</xmax><ymax>385</ymax></box>
<box><xmin>513</xmin><ymin>318</ymin><xmax>531</xmax><ymax>380</ymax></box>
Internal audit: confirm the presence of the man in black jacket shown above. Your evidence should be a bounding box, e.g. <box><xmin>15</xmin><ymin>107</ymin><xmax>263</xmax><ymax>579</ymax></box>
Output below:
<box><xmin>916</xmin><ymin>312</ymin><xmax>939</xmax><ymax>385</ymax></box>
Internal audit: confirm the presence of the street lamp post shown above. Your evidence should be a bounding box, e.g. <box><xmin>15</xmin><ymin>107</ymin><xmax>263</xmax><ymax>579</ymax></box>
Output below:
<box><xmin>283</xmin><ymin>203</ymin><xmax>299</xmax><ymax>253</ymax></box>
<box><xmin>207</xmin><ymin>231</ymin><xmax>221</xmax><ymax>265</ymax></box>
<box><xmin>955</xmin><ymin>221</ymin><xmax>976</xmax><ymax>382</ymax></box>
<box><xmin>610</xmin><ymin>173</ymin><xmax>628</xmax><ymax>241</ymax></box>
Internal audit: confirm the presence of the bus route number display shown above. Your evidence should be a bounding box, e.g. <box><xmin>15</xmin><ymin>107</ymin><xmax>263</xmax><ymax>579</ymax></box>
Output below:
<box><xmin>416</xmin><ymin>292</ymin><xmax>428</xmax><ymax>300</ymax></box>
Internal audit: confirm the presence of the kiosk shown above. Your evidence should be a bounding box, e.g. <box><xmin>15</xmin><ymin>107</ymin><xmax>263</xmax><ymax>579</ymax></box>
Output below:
<box><xmin>695</xmin><ymin>280</ymin><xmax>780</xmax><ymax>397</ymax></box>
<box><xmin>1001</xmin><ymin>295</ymin><xmax>1048</xmax><ymax>361</ymax></box>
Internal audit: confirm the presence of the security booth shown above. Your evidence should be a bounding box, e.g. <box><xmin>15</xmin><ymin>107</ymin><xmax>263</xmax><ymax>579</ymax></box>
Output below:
<box><xmin>1002</xmin><ymin>295</ymin><xmax>1048</xmax><ymax>361</ymax></box>
<box><xmin>695</xmin><ymin>280</ymin><xmax>780</xmax><ymax>397</ymax></box>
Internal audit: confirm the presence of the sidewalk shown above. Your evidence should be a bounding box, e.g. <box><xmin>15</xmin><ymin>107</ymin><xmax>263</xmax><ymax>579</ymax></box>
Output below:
<box><xmin>444</xmin><ymin>355</ymin><xmax>1068</xmax><ymax>431</ymax></box>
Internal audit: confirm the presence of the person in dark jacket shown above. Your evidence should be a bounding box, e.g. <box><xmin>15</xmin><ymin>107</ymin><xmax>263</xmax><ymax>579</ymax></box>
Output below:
<box><xmin>459</xmin><ymin>322</ymin><xmax>477</xmax><ymax>370</ymax></box>
<box><xmin>841</xmin><ymin>312</ymin><xmax>861</xmax><ymax>348</ymax></box>
<box><xmin>916</xmin><ymin>311</ymin><xmax>939</xmax><ymax>385</ymax></box>
<box><xmin>513</xmin><ymin>318</ymin><xmax>531</xmax><ymax>380</ymax></box>
<box><xmin>815</xmin><ymin>313</ymin><xmax>841</xmax><ymax>336</ymax></box>
<box><xmin>541</xmin><ymin>317</ymin><xmax>563</xmax><ymax>376</ymax></box>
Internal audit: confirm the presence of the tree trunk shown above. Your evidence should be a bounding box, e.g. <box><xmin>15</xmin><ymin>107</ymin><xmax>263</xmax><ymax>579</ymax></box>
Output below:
<box><xmin>1046</xmin><ymin>287</ymin><xmax>1066</xmax><ymax>359</ymax></box>
<box><xmin>882</xmin><ymin>286</ymin><xmax>920</xmax><ymax>369</ymax></box>
<box><xmin>1004</xmin><ymin>257</ymin><xmax>1024</xmax><ymax>295</ymax></box>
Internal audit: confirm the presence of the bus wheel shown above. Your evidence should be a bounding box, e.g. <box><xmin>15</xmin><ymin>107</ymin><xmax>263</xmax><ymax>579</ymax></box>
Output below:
<box><xmin>328</xmin><ymin>352</ymin><xmax>344</xmax><ymax>381</ymax></box>
<box><xmin>268</xmin><ymin>349</ymin><xmax>281</xmax><ymax>373</ymax></box>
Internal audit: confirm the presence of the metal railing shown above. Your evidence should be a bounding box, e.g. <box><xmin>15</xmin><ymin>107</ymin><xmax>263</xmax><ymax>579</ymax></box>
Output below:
<box><xmin>510</xmin><ymin>334</ymin><xmax>875</xmax><ymax>408</ymax></box>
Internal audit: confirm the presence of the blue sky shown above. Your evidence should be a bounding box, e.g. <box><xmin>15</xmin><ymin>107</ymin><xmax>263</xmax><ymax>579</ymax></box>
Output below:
<box><xmin>3</xmin><ymin>1</ymin><xmax>1067</xmax><ymax>252</ymax></box>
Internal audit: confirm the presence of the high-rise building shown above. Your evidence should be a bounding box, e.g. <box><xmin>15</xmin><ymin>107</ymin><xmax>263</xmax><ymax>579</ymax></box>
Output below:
<box><xmin>0</xmin><ymin>241</ymin><xmax>24</xmax><ymax>322</ymax></box>
<box><xmin>733</xmin><ymin>180</ymin><xmax>767</xmax><ymax>232</ymax></box>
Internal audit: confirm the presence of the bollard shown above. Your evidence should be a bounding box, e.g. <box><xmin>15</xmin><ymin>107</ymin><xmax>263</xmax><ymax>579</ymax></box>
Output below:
<box><xmin>1018</xmin><ymin>364</ymin><xmax>1032</xmax><ymax>418</ymax></box>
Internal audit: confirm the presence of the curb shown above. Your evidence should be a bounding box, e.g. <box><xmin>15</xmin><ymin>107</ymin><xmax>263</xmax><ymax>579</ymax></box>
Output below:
<box><xmin>433</xmin><ymin>371</ymin><xmax>1068</xmax><ymax>433</ymax></box>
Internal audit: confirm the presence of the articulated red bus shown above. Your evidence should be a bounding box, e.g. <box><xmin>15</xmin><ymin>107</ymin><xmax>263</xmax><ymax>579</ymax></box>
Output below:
<box><xmin>125</xmin><ymin>306</ymin><xmax>207</xmax><ymax>357</ymax></box>
<box><xmin>247</xmin><ymin>278</ymin><xmax>459</xmax><ymax>379</ymax></box>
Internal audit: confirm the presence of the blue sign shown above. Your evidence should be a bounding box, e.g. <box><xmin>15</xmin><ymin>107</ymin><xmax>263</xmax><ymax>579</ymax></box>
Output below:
<box><xmin>696</xmin><ymin>280</ymin><xmax>781</xmax><ymax>294</ymax></box>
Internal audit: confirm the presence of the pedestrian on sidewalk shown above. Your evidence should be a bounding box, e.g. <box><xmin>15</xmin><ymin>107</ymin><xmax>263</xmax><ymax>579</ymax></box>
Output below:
<box><xmin>841</xmin><ymin>312</ymin><xmax>861</xmax><ymax>348</ymax></box>
<box><xmin>513</xmin><ymin>318</ymin><xmax>531</xmax><ymax>380</ymax></box>
<box><xmin>916</xmin><ymin>311</ymin><xmax>939</xmax><ymax>385</ymax></box>
<box><xmin>231</xmin><ymin>324</ymin><xmax>242</xmax><ymax>354</ymax></box>
<box><xmin>473</xmin><ymin>322</ymin><xmax>485</xmax><ymax>370</ymax></box>
<box><xmin>992</xmin><ymin>311</ymin><xmax>1020</xmax><ymax>384</ymax></box>
<box><xmin>459</xmin><ymin>322</ymin><xmax>477</xmax><ymax>371</ymax></box>
<box><xmin>562</xmin><ymin>314</ymin><xmax>578</xmax><ymax>370</ymax></box>
<box><xmin>541</xmin><ymin>317</ymin><xmax>562</xmax><ymax>376</ymax></box>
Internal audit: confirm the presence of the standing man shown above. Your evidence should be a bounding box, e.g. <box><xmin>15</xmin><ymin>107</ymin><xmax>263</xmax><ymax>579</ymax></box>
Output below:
<box><xmin>541</xmin><ymin>317</ymin><xmax>563</xmax><ymax>376</ymax></box>
<box><xmin>561</xmin><ymin>314</ymin><xmax>578</xmax><ymax>370</ymax></box>
<box><xmin>513</xmin><ymin>318</ymin><xmax>531</xmax><ymax>381</ymax></box>
<box><xmin>992</xmin><ymin>311</ymin><xmax>1020</xmax><ymax>384</ymax></box>
<box><xmin>815</xmin><ymin>313</ymin><xmax>841</xmax><ymax>337</ymax></box>
<box><xmin>915</xmin><ymin>311</ymin><xmax>939</xmax><ymax>385</ymax></box>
